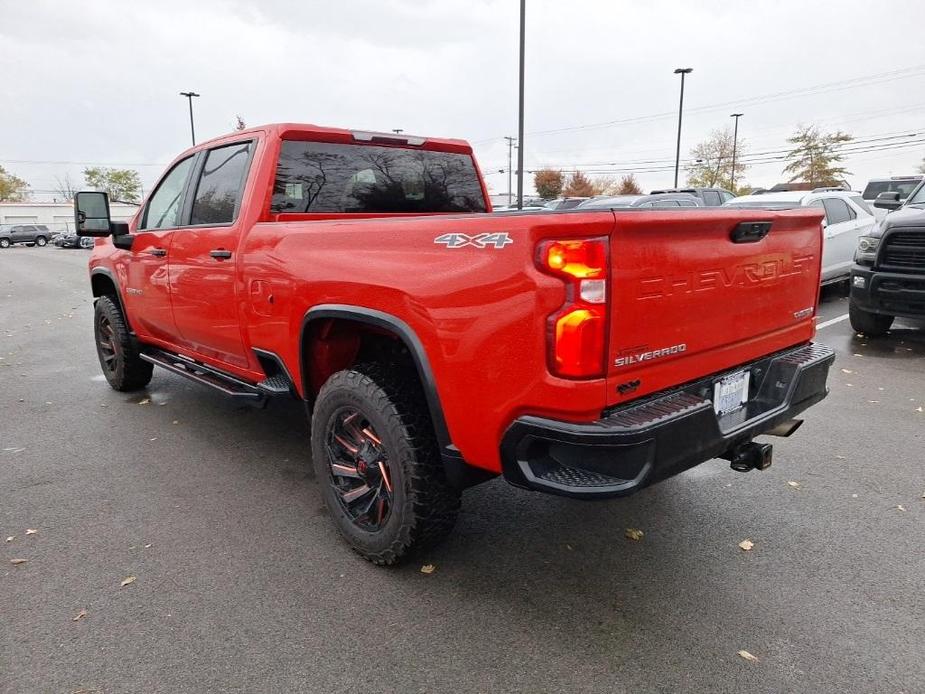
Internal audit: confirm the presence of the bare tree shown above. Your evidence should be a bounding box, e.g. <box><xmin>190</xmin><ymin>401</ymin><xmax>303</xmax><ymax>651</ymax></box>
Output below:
<box><xmin>234</xmin><ymin>115</ymin><xmax>247</xmax><ymax>131</ymax></box>
<box><xmin>54</xmin><ymin>173</ymin><xmax>79</xmax><ymax>202</ymax></box>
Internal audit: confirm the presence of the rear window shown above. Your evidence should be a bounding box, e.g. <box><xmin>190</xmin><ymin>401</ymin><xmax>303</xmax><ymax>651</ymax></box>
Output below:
<box><xmin>271</xmin><ymin>141</ymin><xmax>486</xmax><ymax>214</ymax></box>
<box><xmin>862</xmin><ymin>179</ymin><xmax>922</xmax><ymax>200</ymax></box>
<box><xmin>701</xmin><ymin>190</ymin><xmax>722</xmax><ymax>206</ymax></box>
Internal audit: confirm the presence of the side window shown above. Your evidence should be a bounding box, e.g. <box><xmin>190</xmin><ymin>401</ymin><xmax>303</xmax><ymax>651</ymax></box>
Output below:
<box><xmin>851</xmin><ymin>195</ymin><xmax>873</xmax><ymax>216</ymax></box>
<box><xmin>678</xmin><ymin>200</ymin><xmax>697</xmax><ymax>207</ymax></box>
<box><xmin>189</xmin><ymin>142</ymin><xmax>252</xmax><ymax>226</ymax></box>
<box><xmin>702</xmin><ymin>190</ymin><xmax>722</xmax><ymax>206</ymax></box>
<box><xmin>822</xmin><ymin>198</ymin><xmax>852</xmax><ymax>225</ymax></box>
<box><xmin>140</xmin><ymin>156</ymin><xmax>195</xmax><ymax>230</ymax></box>
<box><xmin>652</xmin><ymin>200</ymin><xmax>681</xmax><ymax>207</ymax></box>
<box><xmin>806</xmin><ymin>199</ymin><xmax>827</xmax><ymax>223</ymax></box>
<box><xmin>721</xmin><ymin>191</ymin><xmax>734</xmax><ymax>202</ymax></box>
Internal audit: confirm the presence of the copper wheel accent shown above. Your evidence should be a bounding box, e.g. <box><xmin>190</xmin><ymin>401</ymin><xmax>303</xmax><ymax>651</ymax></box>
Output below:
<box><xmin>325</xmin><ymin>408</ymin><xmax>393</xmax><ymax>531</ymax></box>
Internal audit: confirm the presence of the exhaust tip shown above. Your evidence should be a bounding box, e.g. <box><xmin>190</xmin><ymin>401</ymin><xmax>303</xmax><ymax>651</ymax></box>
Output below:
<box><xmin>765</xmin><ymin>419</ymin><xmax>804</xmax><ymax>438</ymax></box>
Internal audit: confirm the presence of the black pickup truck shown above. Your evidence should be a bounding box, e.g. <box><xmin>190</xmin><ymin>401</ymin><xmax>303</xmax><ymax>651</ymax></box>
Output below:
<box><xmin>849</xmin><ymin>180</ymin><xmax>925</xmax><ymax>335</ymax></box>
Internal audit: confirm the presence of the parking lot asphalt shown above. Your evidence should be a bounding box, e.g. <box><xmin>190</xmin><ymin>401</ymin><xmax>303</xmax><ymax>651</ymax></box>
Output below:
<box><xmin>1</xmin><ymin>246</ymin><xmax>923</xmax><ymax>694</ymax></box>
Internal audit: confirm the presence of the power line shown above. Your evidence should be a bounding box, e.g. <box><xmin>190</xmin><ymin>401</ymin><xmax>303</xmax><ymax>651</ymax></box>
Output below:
<box><xmin>471</xmin><ymin>64</ymin><xmax>925</xmax><ymax>145</ymax></box>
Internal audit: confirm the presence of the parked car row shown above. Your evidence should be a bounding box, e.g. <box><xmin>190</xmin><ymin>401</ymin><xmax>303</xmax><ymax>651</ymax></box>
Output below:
<box><xmin>0</xmin><ymin>224</ymin><xmax>94</xmax><ymax>249</ymax></box>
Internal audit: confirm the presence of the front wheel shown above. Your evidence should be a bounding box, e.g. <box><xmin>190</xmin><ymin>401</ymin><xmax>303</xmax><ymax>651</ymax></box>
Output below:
<box><xmin>311</xmin><ymin>364</ymin><xmax>460</xmax><ymax>565</ymax></box>
<box><xmin>94</xmin><ymin>296</ymin><xmax>153</xmax><ymax>391</ymax></box>
<box><xmin>849</xmin><ymin>301</ymin><xmax>894</xmax><ymax>337</ymax></box>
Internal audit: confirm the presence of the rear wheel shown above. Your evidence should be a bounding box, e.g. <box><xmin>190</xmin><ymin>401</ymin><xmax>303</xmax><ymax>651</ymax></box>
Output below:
<box><xmin>311</xmin><ymin>364</ymin><xmax>460</xmax><ymax>565</ymax></box>
<box><xmin>849</xmin><ymin>301</ymin><xmax>894</xmax><ymax>337</ymax></box>
<box><xmin>0</xmin><ymin>238</ymin><xmax>10</xmax><ymax>249</ymax></box>
<box><xmin>94</xmin><ymin>296</ymin><xmax>153</xmax><ymax>391</ymax></box>
<box><xmin>34</xmin><ymin>236</ymin><xmax>47</xmax><ymax>247</ymax></box>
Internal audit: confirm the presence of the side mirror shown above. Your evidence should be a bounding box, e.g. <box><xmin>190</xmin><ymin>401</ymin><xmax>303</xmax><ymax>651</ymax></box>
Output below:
<box><xmin>874</xmin><ymin>191</ymin><xmax>902</xmax><ymax>211</ymax></box>
<box><xmin>74</xmin><ymin>191</ymin><xmax>113</xmax><ymax>236</ymax></box>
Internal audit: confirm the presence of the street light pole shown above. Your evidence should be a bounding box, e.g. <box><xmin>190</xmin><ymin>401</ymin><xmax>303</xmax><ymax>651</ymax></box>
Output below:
<box><xmin>516</xmin><ymin>0</ymin><xmax>525</xmax><ymax>210</ymax></box>
<box><xmin>673</xmin><ymin>68</ymin><xmax>693</xmax><ymax>188</ymax></box>
<box><xmin>730</xmin><ymin>113</ymin><xmax>743</xmax><ymax>193</ymax></box>
<box><xmin>179</xmin><ymin>91</ymin><xmax>200</xmax><ymax>146</ymax></box>
<box><xmin>504</xmin><ymin>136</ymin><xmax>517</xmax><ymax>206</ymax></box>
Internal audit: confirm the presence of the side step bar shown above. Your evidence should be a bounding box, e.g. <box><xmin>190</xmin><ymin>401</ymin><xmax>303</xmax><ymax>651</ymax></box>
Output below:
<box><xmin>140</xmin><ymin>349</ymin><xmax>268</xmax><ymax>402</ymax></box>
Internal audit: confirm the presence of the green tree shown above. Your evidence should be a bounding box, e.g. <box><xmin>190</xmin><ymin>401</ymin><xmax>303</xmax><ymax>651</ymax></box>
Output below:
<box><xmin>783</xmin><ymin>125</ymin><xmax>852</xmax><ymax>187</ymax></box>
<box><xmin>563</xmin><ymin>171</ymin><xmax>595</xmax><ymax>197</ymax></box>
<box><xmin>616</xmin><ymin>174</ymin><xmax>642</xmax><ymax>195</ymax></box>
<box><xmin>686</xmin><ymin>127</ymin><xmax>748</xmax><ymax>193</ymax></box>
<box><xmin>533</xmin><ymin>169</ymin><xmax>564</xmax><ymax>199</ymax></box>
<box><xmin>0</xmin><ymin>165</ymin><xmax>29</xmax><ymax>202</ymax></box>
<box><xmin>83</xmin><ymin>167</ymin><xmax>142</xmax><ymax>203</ymax></box>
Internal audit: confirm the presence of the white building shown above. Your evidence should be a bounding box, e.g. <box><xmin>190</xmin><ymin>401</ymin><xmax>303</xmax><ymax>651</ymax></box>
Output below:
<box><xmin>0</xmin><ymin>202</ymin><xmax>139</xmax><ymax>233</ymax></box>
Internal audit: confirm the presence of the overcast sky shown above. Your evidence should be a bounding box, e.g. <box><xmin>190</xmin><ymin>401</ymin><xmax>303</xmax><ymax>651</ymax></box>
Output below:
<box><xmin>3</xmin><ymin>0</ymin><xmax>925</xmax><ymax>200</ymax></box>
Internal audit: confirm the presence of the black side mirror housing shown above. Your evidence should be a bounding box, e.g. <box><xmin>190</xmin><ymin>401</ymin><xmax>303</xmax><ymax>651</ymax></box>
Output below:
<box><xmin>74</xmin><ymin>191</ymin><xmax>113</xmax><ymax>236</ymax></box>
<box><xmin>874</xmin><ymin>191</ymin><xmax>902</xmax><ymax>211</ymax></box>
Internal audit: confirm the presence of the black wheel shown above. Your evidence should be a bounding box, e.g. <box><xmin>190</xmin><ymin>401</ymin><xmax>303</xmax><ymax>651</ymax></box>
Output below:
<box><xmin>849</xmin><ymin>301</ymin><xmax>894</xmax><ymax>337</ymax></box>
<box><xmin>34</xmin><ymin>236</ymin><xmax>47</xmax><ymax>247</ymax></box>
<box><xmin>94</xmin><ymin>296</ymin><xmax>153</xmax><ymax>391</ymax></box>
<box><xmin>311</xmin><ymin>364</ymin><xmax>460</xmax><ymax>565</ymax></box>
<box><xmin>0</xmin><ymin>238</ymin><xmax>10</xmax><ymax>248</ymax></box>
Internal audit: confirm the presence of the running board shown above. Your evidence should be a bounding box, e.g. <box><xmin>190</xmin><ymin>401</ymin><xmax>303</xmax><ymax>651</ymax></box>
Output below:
<box><xmin>140</xmin><ymin>349</ymin><xmax>266</xmax><ymax>402</ymax></box>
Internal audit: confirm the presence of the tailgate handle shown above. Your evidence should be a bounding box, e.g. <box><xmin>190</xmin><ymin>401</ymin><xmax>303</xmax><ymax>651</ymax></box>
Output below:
<box><xmin>731</xmin><ymin>221</ymin><xmax>772</xmax><ymax>244</ymax></box>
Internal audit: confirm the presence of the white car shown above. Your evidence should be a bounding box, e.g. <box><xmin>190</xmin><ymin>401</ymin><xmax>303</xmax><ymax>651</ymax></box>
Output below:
<box><xmin>724</xmin><ymin>190</ymin><xmax>875</xmax><ymax>285</ymax></box>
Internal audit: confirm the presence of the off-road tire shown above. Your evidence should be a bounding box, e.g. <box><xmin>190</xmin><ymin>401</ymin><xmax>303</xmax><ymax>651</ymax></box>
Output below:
<box><xmin>0</xmin><ymin>238</ymin><xmax>10</xmax><ymax>249</ymax></box>
<box><xmin>311</xmin><ymin>363</ymin><xmax>460</xmax><ymax>565</ymax></box>
<box><xmin>34</xmin><ymin>236</ymin><xmax>48</xmax><ymax>247</ymax></box>
<box><xmin>849</xmin><ymin>301</ymin><xmax>894</xmax><ymax>337</ymax></box>
<box><xmin>94</xmin><ymin>295</ymin><xmax>153</xmax><ymax>391</ymax></box>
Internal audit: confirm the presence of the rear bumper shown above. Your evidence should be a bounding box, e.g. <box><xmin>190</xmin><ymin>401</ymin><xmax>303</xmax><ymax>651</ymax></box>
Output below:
<box><xmin>500</xmin><ymin>342</ymin><xmax>835</xmax><ymax>499</ymax></box>
<box><xmin>850</xmin><ymin>266</ymin><xmax>925</xmax><ymax>318</ymax></box>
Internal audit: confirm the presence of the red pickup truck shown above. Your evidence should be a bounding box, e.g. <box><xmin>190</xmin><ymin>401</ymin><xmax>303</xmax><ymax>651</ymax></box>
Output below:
<box><xmin>75</xmin><ymin>123</ymin><xmax>834</xmax><ymax>564</ymax></box>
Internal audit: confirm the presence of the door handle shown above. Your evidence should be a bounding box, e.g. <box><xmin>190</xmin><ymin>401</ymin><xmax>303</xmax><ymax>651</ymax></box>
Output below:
<box><xmin>146</xmin><ymin>247</ymin><xmax>167</xmax><ymax>257</ymax></box>
<box><xmin>210</xmin><ymin>249</ymin><xmax>233</xmax><ymax>260</ymax></box>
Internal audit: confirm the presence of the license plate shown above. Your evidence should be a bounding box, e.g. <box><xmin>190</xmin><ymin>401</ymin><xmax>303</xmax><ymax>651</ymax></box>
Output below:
<box><xmin>713</xmin><ymin>370</ymin><xmax>750</xmax><ymax>416</ymax></box>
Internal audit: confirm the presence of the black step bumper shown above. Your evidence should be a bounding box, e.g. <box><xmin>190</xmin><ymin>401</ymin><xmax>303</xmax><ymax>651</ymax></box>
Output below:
<box><xmin>500</xmin><ymin>342</ymin><xmax>835</xmax><ymax>499</ymax></box>
<box><xmin>850</xmin><ymin>266</ymin><xmax>925</xmax><ymax>318</ymax></box>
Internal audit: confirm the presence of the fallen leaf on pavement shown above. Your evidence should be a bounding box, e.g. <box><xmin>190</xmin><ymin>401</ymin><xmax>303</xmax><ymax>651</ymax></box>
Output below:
<box><xmin>897</xmin><ymin>505</ymin><xmax>906</xmax><ymax>512</ymax></box>
<box><xmin>835</xmin><ymin>455</ymin><xmax>846</xmax><ymax>460</ymax></box>
<box><xmin>420</xmin><ymin>564</ymin><xmax>435</xmax><ymax>574</ymax></box>
<box><xmin>72</xmin><ymin>609</ymin><xmax>88</xmax><ymax>622</ymax></box>
<box><xmin>840</xmin><ymin>368</ymin><xmax>854</xmax><ymax>374</ymax></box>
<box><xmin>5</xmin><ymin>536</ymin><xmax>13</xmax><ymax>543</ymax></box>
<box><xmin>916</xmin><ymin>407</ymin><xmax>923</xmax><ymax>413</ymax></box>
<box><xmin>25</xmin><ymin>528</ymin><xmax>37</xmax><ymax>535</ymax></box>
<box><xmin>787</xmin><ymin>481</ymin><xmax>801</xmax><ymax>488</ymax></box>
<box><xmin>738</xmin><ymin>539</ymin><xmax>754</xmax><ymax>551</ymax></box>
<box><xmin>11</xmin><ymin>558</ymin><xmax>28</xmax><ymax>565</ymax></box>
<box><xmin>625</xmin><ymin>528</ymin><xmax>644</xmax><ymax>541</ymax></box>
<box><xmin>737</xmin><ymin>650</ymin><xmax>759</xmax><ymax>662</ymax></box>
<box><xmin>120</xmin><ymin>576</ymin><xmax>136</xmax><ymax>587</ymax></box>
<box><xmin>144</xmin><ymin>543</ymin><xmax>152</xmax><ymax>548</ymax></box>
<box><xmin>138</xmin><ymin>398</ymin><xmax>150</xmax><ymax>405</ymax></box>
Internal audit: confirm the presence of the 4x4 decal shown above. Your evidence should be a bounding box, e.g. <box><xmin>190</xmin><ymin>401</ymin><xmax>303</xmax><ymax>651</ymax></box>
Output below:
<box><xmin>434</xmin><ymin>232</ymin><xmax>513</xmax><ymax>249</ymax></box>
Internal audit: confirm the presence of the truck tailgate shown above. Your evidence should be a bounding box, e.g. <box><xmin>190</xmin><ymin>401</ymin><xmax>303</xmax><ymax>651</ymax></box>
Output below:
<box><xmin>606</xmin><ymin>209</ymin><xmax>823</xmax><ymax>407</ymax></box>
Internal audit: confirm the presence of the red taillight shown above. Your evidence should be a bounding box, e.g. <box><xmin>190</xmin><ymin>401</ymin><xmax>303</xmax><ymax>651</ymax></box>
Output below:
<box><xmin>537</xmin><ymin>237</ymin><xmax>609</xmax><ymax>378</ymax></box>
